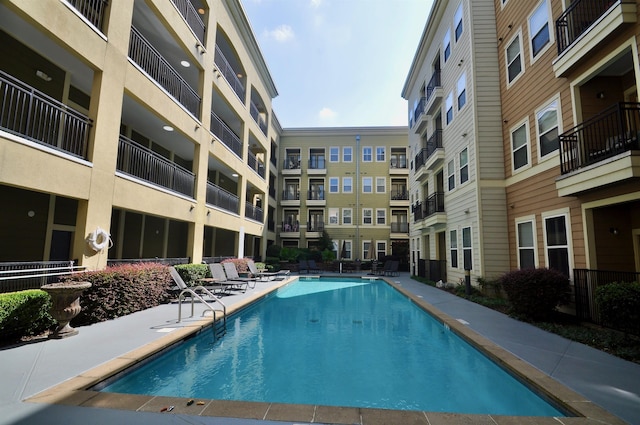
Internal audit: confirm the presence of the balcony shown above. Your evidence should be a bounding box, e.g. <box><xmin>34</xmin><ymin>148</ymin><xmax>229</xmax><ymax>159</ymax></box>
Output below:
<box><xmin>0</xmin><ymin>71</ymin><xmax>92</xmax><ymax>159</ymax></box>
<box><xmin>306</xmin><ymin>221</ymin><xmax>325</xmax><ymax>232</ymax></box>
<box><xmin>211</xmin><ymin>112</ymin><xmax>242</xmax><ymax>157</ymax></box>
<box><xmin>245</xmin><ymin>202</ymin><xmax>263</xmax><ymax>222</ymax></box>
<box><xmin>307</xmin><ymin>156</ymin><xmax>326</xmax><ymax>175</ymax></box>
<box><xmin>412</xmin><ymin>97</ymin><xmax>428</xmax><ymax>134</ymax></box>
<box><xmin>282</xmin><ymin>156</ymin><xmax>301</xmax><ymax>175</ymax></box>
<box><xmin>247</xmin><ymin>151</ymin><xmax>266</xmax><ymax>179</ymax></box>
<box><xmin>554</xmin><ymin>0</ymin><xmax>637</xmax><ymax>77</ymax></box>
<box><xmin>425</xmin><ymin>71</ymin><xmax>443</xmax><ymax>115</ymax></box>
<box><xmin>170</xmin><ymin>0</ymin><xmax>205</xmax><ymax>44</ymax></box>
<box><xmin>390</xmin><ymin>154</ymin><xmax>409</xmax><ymax>175</ymax></box>
<box><xmin>129</xmin><ymin>27</ymin><xmax>201</xmax><ymax>117</ymax></box>
<box><xmin>413</xmin><ymin>192</ymin><xmax>445</xmax><ymax>224</ymax></box>
<box><xmin>557</xmin><ymin>102</ymin><xmax>640</xmax><ymax>196</ymax></box>
<box><xmin>117</xmin><ymin>136</ymin><xmax>195</xmax><ymax>197</ymax></box>
<box><xmin>390</xmin><ymin>190</ymin><xmax>409</xmax><ymax>207</ymax></box>
<box><xmin>281</xmin><ymin>189</ymin><xmax>300</xmax><ymax>206</ymax></box>
<box><xmin>250</xmin><ymin>101</ymin><xmax>268</xmax><ymax>136</ymax></box>
<box><xmin>206</xmin><ymin>181</ymin><xmax>239</xmax><ymax>214</ymax></box>
<box><xmin>214</xmin><ymin>45</ymin><xmax>246</xmax><ymax>102</ymax></box>
<box><xmin>67</xmin><ymin>0</ymin><xmax>109</xmax><ymax>31</ymax></box>
<box><xmin>391</xmin><ymin>222</ymin><xmax>409</xmax><ymax>234</ymax></box>
<box><xmin>414</xmin><ymin>148</ymin><xmax>430</xmax><ymax>182</ymax></box>
<box><xmin>425</xmin><ymin>129</ymin><xmax>444</xmax><ymax>170</ymax></box>
<box><xmin>280</xmin><ymin>221</ymin><xmax>300</xmax><ymax>237</ymax></box>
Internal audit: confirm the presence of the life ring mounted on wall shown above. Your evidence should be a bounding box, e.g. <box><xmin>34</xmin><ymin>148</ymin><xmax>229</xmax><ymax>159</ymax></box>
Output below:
<box><xmin>86</xmin><ymin>227</ymin><xmax>112</xmax><ymax>252</ymax></box>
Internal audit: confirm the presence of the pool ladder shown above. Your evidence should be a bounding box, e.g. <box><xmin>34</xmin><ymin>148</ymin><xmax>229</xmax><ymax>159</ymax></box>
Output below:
<box><xmin>177</xmin><ymin>287</ymin><xmax>227</xmax><ymax>341</ymax></box>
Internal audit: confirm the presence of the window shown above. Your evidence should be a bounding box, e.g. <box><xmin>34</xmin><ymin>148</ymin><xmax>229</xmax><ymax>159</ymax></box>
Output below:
<box><xmin>376</xmin><ymin>147</ymin><xmax>385</xmax><ymax>162</ymax></box>
<box><xmin>544</xmin><ymin>213</ymin><xmax>570</xmax><ymax>277</ymax></box>
<box><xmin>376</xmin><ymin>209</ymin><xmax>386</xmax><ymax>225</ymax></box>
<box><xmin>445</xmin><ymin>93</ymin><xmax>453</xmax><ymax>124</ymax></box>
<box><xmin>342</xmin><ymin>177</ymin><xmax>353</xmax><ymax>193</ymax></box>
<box><xmin>363</xmin><ymin>147</ymin><xmax>372</xmax><ymax>162</ymax></box>
<box><xmin>343</xmin><ymin>240</ymin><xmax>352</xmax><ymax>259</ymax></box>
<box><xmin>537</xmin><ymin>99</ymin><xmax>559</xmax><ymax>157</ymax></box>
<box><xmin>511</xmin><ymin>121</ymin><xmax>529</xmax><ymax>171</ymax></box>
<box><xmin>329</xmin><ymin>177</ymin><xmax>339</xmax><ymax>193</ymax></box>
<box><xmin>330</xmin><ymin>147</ymin><xmax>339</xmax><ymax>162</ymax></box>
<box><xmin>462</xmin><ymin>226</ymin><xmax>472</xmax><ymax>270</ymax></box>
<box><xmin>457</xmin><ymin>73</ymin><xmax>466</xmax><ymax>110</ymax></box>
<box><xmin>506</xmin><ymin>34</ymin><xmax>523</xmax><ymax>84</ymax></box>
<box><xmin>529</xmin><ymin>1</ymin><xmax>551</xmax><ymax>59</ymax></box>
<box><xmin>517</xmin><ymin>219</ymin><xmax>536</xmax><ymax>269</ymax></box>
<box><xmin>343</xmin><ymin>147</ymin><xmax>352</xmax><ymax>162</ymax></box>
<box><xmin>459</xmin><ymin>148</ymin><xmax>468</xmax><ymax>184</ymax></box>
<box><xmin>342</xmin><ymin>208</ymin><xmax>352</xmax><ymax>225</ymax></box>
<box><xmin>443</xmin><ymin>29</ymin><xmax>451</xmax><ymax>62</ymax></box>
<box><xmin>328</xmin><ymin>208</ymin><xmax>339</xmax><ymax>225</ymax></box>
<box><xmin>454</xmin><ymin>3</ymin><xmax>463</xmax><ymax>41</ymax></box>
<box><xmin>447</xmin><ymin>159</ymin><xmax>456</xmax><ymax>190</ymax></box>
<box><xmin>376</xmin><ymin>177</ymin><xmax>386</xmax><ymax>193</ymax></box>
<box><xmin>450</xmin><ymin>229</ymin><xmax>458</xmax><ymax>268</ymax></box>
<box><xmin>363</xmin><ymin>208</ymin><xmax>373</xmax><ymax>225</ymax></box>
<box><xmin>364</xmin><ymin>241</ymin><xmax>373</xmax><ymax>260</ymax></box>
<box><xmin>363</xmin><ymin>177</ymin><xmax>373</xmax><ymax>193</ymax></box>
<box><xmin>376</xmin><ymin>241</ymin><xmax>386</xmax><ymax>260</ymax></box>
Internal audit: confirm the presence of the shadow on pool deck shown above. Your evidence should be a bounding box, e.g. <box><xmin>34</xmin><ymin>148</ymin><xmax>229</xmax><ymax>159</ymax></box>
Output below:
<box><xmin>1</xmin><ymin>272</ymin><xmax>639</xmax><ymax>425</ymax></box>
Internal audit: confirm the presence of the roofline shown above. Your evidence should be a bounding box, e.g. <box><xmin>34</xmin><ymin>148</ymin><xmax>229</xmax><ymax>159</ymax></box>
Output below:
<box><xmin>281</xmin><ymin>126</ymin><xmax>408</xmax><ymax>137</ymax></box>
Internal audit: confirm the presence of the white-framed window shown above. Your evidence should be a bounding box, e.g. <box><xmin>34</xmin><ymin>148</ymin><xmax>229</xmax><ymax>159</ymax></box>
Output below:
<box><xmin>543</xmin><ymin>210</ymin><xmax>572</xmax><ymax>277</ymax></box>
<box><xmin>528</xmin><ymin>0</ymin><xmax>552</xmax><ymax>60</ymax></box>
<box><xmin>363</xmin><ymin>147</ymin><xmax>372</xmax><ymax>162</ymax></box>
<box><xmin>343</xmin><ymin>240</ymin><xmax>352</xmax><ymax>259</ymax></box>
<box><xmin>329</xmin><ymin>146</ymin><xmax>339</xmax><ymax>162</ymax></box>
<box><xmin>445</xmin><ymin>92</ymin><xmax>454</xmax><ymax>125</ymax></box>
<box><xmin>376</xmin><ymin>177</ymin><xmax>386</xmax><ymax>193</ymax></box>
<box><xmin>447</xmin><ymin>159</ymin><xmax>456</xmax><ymax>190</ymax></box>
<box><xmin>363</xmin><ymin>240</ymin><xmax>373</xmax><ymax>260</ymax></box>
<box><xmin>450</xmin><ymin>229</ymin><xmax>458</xmax><ymax>268</ymax></box>
<box><xmin>454</xmin><ymin>3</ymin><xmax>463</xmax><ymax>42</ymax></box>
<box><xmin>376</xmin><ymin>208</ymin><xmax>386</xmax><ymax>225</ymax></box>
<box><xmin>506</xmin><ymin>33</ymin><xmax>524</xmax><ymax>85</ymax></box>
<box><xmin>536</xmin><ymin>97</ymin><xmax>560</xmax><ymax>158</ymax></box>
<box><xmin>457</xmin><ymin>73</ymin><xmax>466</xmax><ymax>110</ymax></box>
<box><xmin>363</xmin><ymin>208</ymin><xmax>373</xmax><ymax>225</ymax></box>
<box><xmin>328</xmin><ymin>208</ymin><xmax>339</xmax><ymax>225</ymax></box>
<box><xmin>329</xmin><ymin>177</ymin><xmax>339</xmax><ymax>193</ymax></box>
<box><xmin>343</xmin><ymin>146</ymin><xmax>352</xmax><ymax>162</ymax></box>
<box><xmin>342</xmin><ymin>208</ymin><xmax>352</xmax><ymax>225</ymax></box>
<box><xmin>376</xmin><ymin>241</ymin><xmax>387</xmax><ymax>260</ymax></box>
<box><xmin>376</xmin><ymin>146</ymin><xmax>385</xmax><ymax>162</ymax></box>
<box><xmin>459</xmin><ymin>148</ymin><xmax>469</xmax><ymax>184</ymax></box>
<box><xmin>363</xmin><ymin>177</ymin><xmax>373</xmax><ymax>193</ymax></box>
<box><xmin>462</xmin><ymin>226</ymin><xmax>472</xmax><ymax>270</ymax></box>
<box><xmin>516</xmin><ymin>216</ymin><xmax>537</xmax><ymax>269</ymax></box>
<box><xmin>511</xmin><ymin>120</ymin><xmax>530</xmax><ymax>171</ymax></box>
<box><xmin>342</xmin><ymin>177</ymin><xmax>353</xmax><ymax>193</ymax></box>
<box><xmin>443</xmin><ymin>29</ymin><xmax>451</xmax><ymax>62</ymax></box>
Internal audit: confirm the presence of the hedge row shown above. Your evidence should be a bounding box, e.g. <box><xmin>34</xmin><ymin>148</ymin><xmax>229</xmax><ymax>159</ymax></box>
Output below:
<box><xmin>0</xmin><ymin>290</ymin><xmax>54</xmax><ymax>341</ymax></box>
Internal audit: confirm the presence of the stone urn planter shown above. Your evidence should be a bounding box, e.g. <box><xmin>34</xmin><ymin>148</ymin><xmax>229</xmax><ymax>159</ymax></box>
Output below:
<box><xmin>41</xmin><ymin>281</ymin><xmax>91</xmax><ymax>339</ymax></box>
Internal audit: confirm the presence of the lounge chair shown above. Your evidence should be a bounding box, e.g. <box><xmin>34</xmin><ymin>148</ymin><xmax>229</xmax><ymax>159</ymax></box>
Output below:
<box><xmin>384</xmin><ymin>260</ymin><xmax>400</xmax><ymax>277</ymax></box>
<box><xmin>246</xmin><ymin>259</ymin><xmax>279</xmax><ymax>281</ymax></box>
<box><xmin>307</xmin><ymin>259</ymin><xmax>322</xmax><ymax>273</ymax></box>
<box><xmin>298</xmin><ymin>259</ymin><xmax>309</xmax><ymax>274</ymax></box>
<box><xmin>222</xmin><ymin>262</ymin><xmax>256</xmax><ymax>290</ymax></box>
<box><xmin>169</xmin><ymin>266</ymin><xmax>224</xmax><ymax>298</ymax></box>
<box><xmin>209</xmin><ymin>263</ymin><xmax>249</xmax><ymax>293</ymax></box>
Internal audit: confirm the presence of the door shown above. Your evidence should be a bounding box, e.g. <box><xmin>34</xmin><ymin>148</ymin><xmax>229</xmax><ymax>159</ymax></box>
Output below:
<box><xmin>50</xmin><ymin>230</ymin><xmax>72</xmax><ymax>261</ymax></box>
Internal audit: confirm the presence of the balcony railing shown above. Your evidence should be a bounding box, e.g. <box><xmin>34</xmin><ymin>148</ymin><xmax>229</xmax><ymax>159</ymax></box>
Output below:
<box><xmin>390</xmin><ymin>155</ymin><xmax>408</xmax><ymax>168</ymax></box>
<box><xmin>245</xmin><ymin>202</ymin><xmax>263</xmax><ymax>222</ymax></box>
<box><xmin>68</xmin><ymin>0</ymin><xmax>109</xmax><ymax>31</ymax></box>
<box><xmin>129</xmin><ymin>27</ymin><xmax>201</xmax><ymax>116</ymax></box>
<box><xmin>282</xmin><ymin>189</ymin><xmax>300</xmax><ymax>200</ymax></box>
<box><xmin>414</xmin><ymin>148</ymin><xmax>429</xmax><ymax>170</ymax></box>
<box><xmin>206</xmin><ymin>181</ymin><xmax>239</xmax><ymax>214</ymax></box>
<box><xmin>117</xmin><ymin>136</ymin><xmax>195</xmax><ymax>196</ymax></box>
<box><xmin>556</xmin><ymin>0</ymin><xmax>616</xmax><ymax>55</ymax></box>
<box><xmin>425</xmin><ymin>192</ymin><xmax>445</xmax><ymax>216</ymax></box>
<box><xmin>308</xmin><ymin>156</ymin><xmax>326</xmax><ymax>169</ymax></box>
<box><xmin>559</xmin><ymin>102</ymin><xmax>640</xmax><ymax>174</ymax></box>
<box><xmin>0</xmin><ymin>71</ymin><xmax>92</xmax><ymax>159</ymax></box>
<box><xmin>214</xmin><ymin>45</ymin><xmax>245</xmax><ymax>101</ymax></box>
<box><xmin>247</xmin><ymin>151</ymin><xmax>265</xmax><ymax>179</ymax></box>
<box><xmin>391</xmin><ymin>222</ymin><xmax>409</xmax><ymax>233</ymax></box>
<box><xmin>307</xmin><ymin>221</ymin><xmax>325</xmax><ymax>232</ymax></box>
<box><xmin>170</xmin><ymin>0</ymin><xmax>205</xmax><ymax>44</ymax></box>
<box><xmin>284</xmin><ymin>157</ymin><xmax>301</xmax><ymax>169</ymax></box>
<box><xmin>307</xmin><ymin>189</ymin><xmax>325</xmax><ymax>201</ymax></box>
<box><xmin>269</xmin><ymin>185</ymin><xmax>276</xmax><ymax>199</ymax></box>
<box><xmin>412</xmin><ymin>97</ymin><xmax>426</xmax><ymax>127</ymax></box>
<box><xmin>267</xmin><ymin>219</ymin><xmax>275</xmax><ymax>232</ymax></box>
<box><xmin>426</xmin><ymin>71</ymin><xmax>441</xmax><ymax>101</ymax></box>
<box><xmin>211</xmin><ymin>112</ymin><xmax>242</xmax><ymax>157</ymax></box>
<box><xmin>391</xmin><ymin>191</ymin><xmax>409</xmax><ymax>201</ymax></box>
<box><xmin>281</xmin><ymin>221</ymin><xmax>300</xmax><ymax>232</ymax></box>
<box><xmin>426</xmin><ymin>129</ymin><xmax>443</xmax><ymax>158</ymax></box>
<box><xmin>250</xmin><ymin>102</ymin><xmax>268</xmax><ymax>135</ymax></box>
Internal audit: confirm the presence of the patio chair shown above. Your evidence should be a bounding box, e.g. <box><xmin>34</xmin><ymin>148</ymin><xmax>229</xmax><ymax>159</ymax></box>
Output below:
<box><xmin>384</xmin><ymin>260</ymin><xmax>400</xmax><ymax>277</ymax></box>
<box><xmin>246</xmin><ymin>259</ymin><xmax>279</xmax><ymax>281</ymax></box>
<box><xmin>222</xmin><ymin>262</ymin><xmax>256</xmax><ymax>290</ymax></box>
<box><xmin>209</xmin><ymin>263</ymin><xmax>249</xmax><ymax>293</ymax></box>
<box><xmin>307</xmin><ymin>259</ymin><xmax>322</xmax><ymax>273</ymax></box>
<box><xmin>298</xmin><ymin>259</ymin><xmax>309</xmax><ymax>274</ymax></box>
<box><xmin>169</xmin><ymin>266</ymin><xmax>224</xmax><ymax>298</ymax></box>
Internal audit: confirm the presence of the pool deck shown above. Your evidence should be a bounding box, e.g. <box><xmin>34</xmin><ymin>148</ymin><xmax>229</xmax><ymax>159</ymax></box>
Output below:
<box><xmin>1</xmin><ymin>272</ymin><xmax>639</xmax><ymax>425</ymax></box>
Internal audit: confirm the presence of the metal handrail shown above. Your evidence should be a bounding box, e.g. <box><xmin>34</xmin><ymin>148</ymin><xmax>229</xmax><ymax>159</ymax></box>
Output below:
<box><xmin>245</xmin><ymin>202</ymin><xmax>263</xmax><ymax>222</ymax></box>
<box><xmin>170</xmin><ymin>0</ymin><xmax>205</xmax><ymax>43</ymax></box>
<box><xmin>206</xmin><ymin>181</ymin><xmax>239</xmax><ymax>214</ymax></box>
<box><xmin>426</xmin><ymin>71</ymin><xmax>441</xmax><ymax>101</ymax></box>
<box><xmin>68</xmin><ymin>0</ymin><xmax>109</xmax><ymax>31</ymax></box>
<box><xmin>214</xmin><ymin>45</ymin><xmax>245</xmax><ymax>101</ymax></box>
<box><xmin>211</xmin><ymin>112</ymin><xmax>242</xmax><ymax>157</ymax></box>
<box><xmin>250</xmin><ymin>101</ymin><xmax>268</xmax><ymax>135</ymax></box>
<box><xmin>556</xmin><ymin>0</ymin><xmax>616</xmax><ymax>55</ymax></box>
<box><xmin>177</xmin><ymin>286</ymin><xmax>227</xmax><ymax>340</ymax></box>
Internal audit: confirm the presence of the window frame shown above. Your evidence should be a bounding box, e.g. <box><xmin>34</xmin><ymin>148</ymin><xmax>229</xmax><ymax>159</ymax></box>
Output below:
<box><xmin>362</xmin><ymin>146</ymin><xmax>373</xmax><ymax>162</ymax></box>
<box><xmin>447</xmin><ymin>159</ymin><xmax>456</xmax><ymax>191</ymax></box>
<box><xmin>363</xmin><ymin>208</ymin><xmax>373</xmax><ymax>225</ymax></box>
<box><xmin>462</xmin><ymin>226</ymin><xmax>472</xmax><ymax>270</ymax></box>
<box><xmin>376</xmin><ymin>241</ymin><xmax>387</xmax><ymax>260</ymax></box>
<box><xmin>376</xmin><ymin>208</ymin><xmax>386</xmax><ymax>225</ymax></box>
<box><xmin>376</xmin><ymin>177</ymin><xmax>386</xmax><ymax>193</ymax></box>
<box><xmin>459</xmin><ymin>148</ymin><xmax>469</xmax><ymax>184</ymax></box>
<box><xmin>450</xmin><ymin>229</ymin><xmax>458</xmax><ymax>268</ymax></box>
<box><xmin>362</xmin><ymin>177</ymin><xmax>373</xmax><ymax>193</ymax></box>
<box><xmin>528</xmin><ymin>0</ymin><xmax>553</xmax><ymax>62</ymax></box>
<box><xmin>505</xmin><ymin>31</ymin><xmax>524</xmax><ymax>86</ymax></box>
<box><xmin>329</xmin><ymin>146</ymin><xmax>339</xmax><ymax>162</ymax></box>
<box><xmin>510</xmin><ymin>119</ymin><xmax>531</xmax><ymax>173</ymax></box>
<box><xmin>342</xmin><ymin>208</ymin><xmax>352</xmax><ymax>225</ymax></box>
<box><xmin>329</xmin><ymin>177</ymin><xmax>339</xmax><ymax>193</ymax></box>
<box><xmin>454</xmin><ymin>3</ymin><xmax>463</xmax><ymax>42</ymax></box>
<box><xmin>376</xmin><ymin>146</ymin><xmax>385</xmax><ymax>162</ymax></box>
<box><xmin>443</xmin><ymin>29</ymin><xmax>451</xmax><ymax>62</ymax></box>
<box><xmin>445</xmin><ymin>92</ymin><xmax>454</xmax><ymax>125</ymax></box>
<box><xmin>457</xmin><ymin>73</ymin><xmax>466</xmax><ymax>111</ymax></box>
<box><xmin>542</xmin><ymin>209</ymin><xmax>573</xmax><ymax>278</ymax></box>
<box><xmin>536</xmin><ymin>95</ymin><xmax>561</xmax><ymax>161</ymax></box>
<box><xmin>328</xmin><ymin>208</ymin><xmax>339</xmax><ymax>225</ymax></box>
<box><xmin>343</xmin><ymin>146</ymin><xmax>353</xmax><ymax>162</ymax></box>
<box><xmin>342</xmin><ymin>176</ymin><xmax>353</xmax><ymax>193</ymax></box>
<box><xmin>516</xmin><ymin>216</ymin><xmax>538</xmax><ymax>269</ymax></box>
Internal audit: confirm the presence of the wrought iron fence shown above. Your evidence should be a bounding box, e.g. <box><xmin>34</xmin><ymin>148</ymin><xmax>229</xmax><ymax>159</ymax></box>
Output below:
<box><xmin>170</xmin><ymin>0</ymin><xmax>205</xmax><ymax>43</ymax></box>
<box><xmin>282</xmin><ymin>189</ymin><xmax>300</xmax><ymax>200</ymax></box>
<box><xmin>211</xmin><ymin>112</ymin><xmax>242</xmax><ymax>157</ymax></box>
<box><xmin>426</xmin><ymin>129</ymin><xmax>443</xmax><ymax>158</ymax></box>
<box><xmin>206</xmin><ymin>181</ymin><xmax>239</xmax><ymax>214</ymax></box>
<box><xmin>214</xmin><ymin>45</ymin><xmax>245</xmax><ymax>101</ymax></box>
<box><xmin>68</xmin><ymin>0</ymin><xmax>109</xmax><ymax>30</ymax></box>
<box><xmin>556</xmin><ymin>0</ymin><xmax>616</xmax><ymax>54</ymax></box>
<box><xmin>412</xmin><ymin>97</ymin><xmax>426</xmax><ymax>127</ymax></box>
<box><xmin>0</xmin><ymin>71</ymin><xmax>92</xmax><ymax>159</ymax></box>
<box><xmin>417</xmin><ymin>259</ymin><xmax>446</xmax><ymax>282</ymax></box>
<box><xmin>0</xmin><ymin>261</ymin><xmax>84</xmax><ymax>293</ymax></box>
<box><xmin>425</xmin><ymin>192</ymin><xmax>445</xmax><ymax>216</ymax></box>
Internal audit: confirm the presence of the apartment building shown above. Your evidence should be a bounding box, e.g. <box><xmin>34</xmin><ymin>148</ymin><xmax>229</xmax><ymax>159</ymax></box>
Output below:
<box><xmin>402</xmin><ymin>0</ymin><xmax>509</xmax><ymax>284</ymax></box>
<box><xmin>0</xmin><ymin>0</ymin><xmax>278</xmax><ymax>269</ymax></box>
<box><xmin>278</xmin><ymin>127</ymin><xmax>410</xmax><ymax>264</ymax></box>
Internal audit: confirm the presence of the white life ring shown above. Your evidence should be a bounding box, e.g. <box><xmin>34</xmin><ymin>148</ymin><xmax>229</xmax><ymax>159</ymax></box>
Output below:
<box><xmin>87</xmin><ymin>227</ymin><xmax>112</xmax><ymax>252</ymax></box>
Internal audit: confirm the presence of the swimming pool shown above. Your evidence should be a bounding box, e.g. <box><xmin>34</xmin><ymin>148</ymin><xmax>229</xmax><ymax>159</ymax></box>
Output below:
<box><xmin>98</xmin><ymin>277</ymin><xmax>566</xmax><ymax>416</ymax></box>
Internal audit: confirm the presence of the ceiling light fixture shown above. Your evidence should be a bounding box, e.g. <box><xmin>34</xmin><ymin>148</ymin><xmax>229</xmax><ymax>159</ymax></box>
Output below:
<box><xmin>163</xmin><ymin>125</ymin><xmax>174</xmax><ymax>132</ymax></box>
<box><xmin>36</xmin><ymin>70</ymin><xmax>52</xmax><ymax>82</ymax></box>
<box><xmin>180</xmin><ymin>60</ymin><xmax>190</xmax><ymax>68</ymax></box>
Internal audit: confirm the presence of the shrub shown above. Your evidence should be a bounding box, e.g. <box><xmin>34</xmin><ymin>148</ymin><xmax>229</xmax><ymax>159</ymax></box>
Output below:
<box><xmin>499</xmin><ymin>268</ymin><xmax>570</xmax><ymax>320</ymax></box>
<box><xmin>221</xmin><ymin>258</ymin><xmax>249</xmax><ymax>273</ymax></box>
<box><xmin>0</xmin><ymin>290</ymin><xmax>54</xmax><ymax>342</ymax></box>
<box><xmin>65</xmin><ymin>263</ymin><xmax>173</xmax><ymax>326</ymax></box>
<box><xmin>279</xmin><ymin>247</ymin><xmax>300</xmax><ymax>262</ymax></box>
<box><xmin>595</xmin><ymin>281</ymin><xmax>640</xmax><ymax>335</ymax></box>
<box><xmin>266</xmin><ymin>244</ymin><xmax>281</xmax><ymax>258</ymax></box>
<box><xmin>174</xmin><ymin>263</ymin><xmax>209</xmax><ymax>286</ymax></box>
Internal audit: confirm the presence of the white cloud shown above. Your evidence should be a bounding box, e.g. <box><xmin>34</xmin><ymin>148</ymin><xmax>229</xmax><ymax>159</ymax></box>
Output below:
<box><xmin>264</xmin><ymin>25</ymin><xmax>295</xmax><ymax>42</ymax></box>
<box><xmin>310</xmin><ymin>0</ymin><xmax>322</xmax><ymax>8</ymax></box>
<box><xmin>318</xmin><ymin>107</ymin><xmax>337</xmax><ymax>120</ymax></box>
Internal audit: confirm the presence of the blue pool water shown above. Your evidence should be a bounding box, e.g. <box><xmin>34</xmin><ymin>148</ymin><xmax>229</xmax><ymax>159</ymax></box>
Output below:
<box><xmin>100</xmin><ymin>278</ymin><xmax>565</xmax><ymax>416</ymax></box>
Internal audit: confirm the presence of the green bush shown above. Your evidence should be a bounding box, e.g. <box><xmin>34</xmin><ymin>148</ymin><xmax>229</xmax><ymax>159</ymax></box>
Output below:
<box><xmin>0</xmin><ymin>290</ymin><xmax>54</xmax><ymax>342</ymax></box>
<box><xmin>266</xmin><ymin>244</ymin><xmax>281</xmax><ymax>258</ymax></box>
<box><xmin>280</xmin><ymin>247</ymin><xmax>301</xmax><ymax>262</ymax></box>
<box><xmin>65</xmin><ymin>263</ymin><xmax>173</xmax><ymax>326</ymax></box>
<box><xmin>595</xmin><ymin>281</ymin><xmax>640</xmax><ymax>335</ymax></box>
<box><xmin>499</xmin><ymin>268</ymin><xmax>570</xmax><ymax>320</ymax></box>
<box><xmin>174</xmin><ymin>263</ymin><xmax>209</xmax><ymax>286</ymax></box>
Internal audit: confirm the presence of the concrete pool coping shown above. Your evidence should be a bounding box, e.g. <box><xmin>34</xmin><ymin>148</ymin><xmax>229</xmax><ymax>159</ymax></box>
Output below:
<box><xmin>19</xmin><ymin>274</ymin><xmax>630</xmax><ymax>425</ymax></box>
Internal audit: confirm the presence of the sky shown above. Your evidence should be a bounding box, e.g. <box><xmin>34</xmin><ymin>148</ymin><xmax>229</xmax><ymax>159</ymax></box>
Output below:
<box><xmin>241</xmin><ymin>0</ymin><xmax>434</xmax><ymax>128</ymax></box>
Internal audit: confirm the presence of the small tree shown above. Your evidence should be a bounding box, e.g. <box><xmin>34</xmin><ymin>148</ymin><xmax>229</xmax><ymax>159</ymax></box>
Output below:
<box><xmin>499</xmin><ymin>268</ymin><xmax>570</xmax><ymax>320</ymax></box>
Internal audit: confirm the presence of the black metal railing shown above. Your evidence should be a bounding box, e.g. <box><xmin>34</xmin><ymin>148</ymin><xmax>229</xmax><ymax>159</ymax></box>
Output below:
<box><xmin>267</xmin><ymin>220</ymin><xmax>275</xmax><ymax>232</ymax></box>
<box><xmin>68</xmin><ymin>0</ymin><xmax>109</xmax><ymax>31</ymax></box>
<box><xmin>414</xmin><ymin>148</ymin><xmax>429</xmax><ymax>170</ymax></box>
<box><xmin>559</xmin><ymin>102</ymin><xmax>640</xmax><ymax>174</ymax></box>
<box><xmin>391</xmin><ymin>222</ymin><xmax>409</xmax><ymax>233</ymax></box>
<box><xmin>307</xmin><ymin>221</ymin><xmax>325</xmax><ymax>232</ymax></box>
<box><xmin>206</xmin><ymin>181</ymin><xmax>239</xmax><ymax>214</ymax></box>
<box><xmin>282</xmin><ymin>189</ymin><xmax>300</xmax><ymax>200</ymax></box>
<box><xmin>281</xmin><ymin>221</ymin><xmax>300</xmax><ymax>232</ymax></box>
<box><xmin>250</xmin><ymin>101</ymin><xmax>268</xmax><ymax>135</ymax></box>
<box><xmin>424</xmin><ymin>192</ymin><xmax>445</xmax><ymax>216</ymax></box>
<box><xmin>391</xmin><ymin>190</ymin><xmax>409</xmax><ymax>201</ymax></box>
<box><xmin>413</xmin><ymin>97</ymin><xmax>426</xmax><ymax>127</ymax></box>
<box><xmin>269</xmin><ymin>185</ymin><xmax>276</xmax><ymax>199</ymax></box>
<box><xmin>107</xmin><ymin>257</ymin><xmax>189</xmax><ymax>267</ymax></box>
<box><xmin>170</xmin><ymin>0</ymin><xmax>205</xmax><ymax>44</ymax></box>
<box><xmin>412</xmin><ymin>201</ymin><xmax>424</xmax><ymax>221</ymax></box>
<box><xmin>129</xmin><ymin>27</ymin><xmax>201</xmax><ymax>116</ymax></box>
<box><xmin>0</xmin><ymin>260</ymin><xmax>81</xmax><ymax>293</ymax></box>
<box><xmin>214</xmin><ymin>45</ymin><xmax>245</xmax><ymax>101</ymax></box>
<box><xmin>417</xmin><ymin>259</ymin><xmax>447</xmax><ymax>282</ymax></box>
<box><xmin>390</xmin><ymin>155</ymin><xmax>408</xmax><ymax>168</ymax></box>
<box><xmin>308</xmin><ymin>156</ymin><xmax>326</xmax><ymax>169</ymax></box>
<box><xmin>556</xmin><ymin>0</ymin><xmax>617</xmax><ymax>55</ymax></box>
<box><xmin>117</xmin><ymin>136</ymin><xmax>195</xmax><ymax>196</ymax></box>
<box><xmin>245</xmin><ymin>202</ymin><xmax>263</xmax><ymax>222</ymax></box>
<box><xmin>426</xmin><ymin>129</ymin><xmax>443</xmax><ymax>158</ymax></box>
<box><xmin>210</xmin><ymin>112</ymin><xmax>242</xmax><ymax>157</ymax></box>
<box><xmin>426</xmin><ymin>70</ymin><xmax>441</xmax><ymax>101</ymax></box>
<box><xmin>307</xmin><ymin>189</ymin><xmax>325</xmax><ymax>201</ymax></box>
<box><xmin>247</xmin><ymin>151</ymin><xmax>265</xmax><ymax>179</ymax></box>
<box><xmin>284</xmin><ymin>157</ymin><xmax>301</xmax><ymax>169</ymax></box>
<box><xmin>0</xmin><ymin>71</ymin><xmax>92</xmax><ymax>159</ymax></box>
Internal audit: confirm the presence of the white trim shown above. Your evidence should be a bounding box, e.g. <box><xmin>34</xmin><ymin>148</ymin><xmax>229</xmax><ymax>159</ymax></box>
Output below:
<box><xmin>376</xmin><ymin>176</ymin><xmax>386</xmax><ymax>193</ymax></box>
<box><xmin>515</xmin><ymin>215</ymin><xmax>538</xmax><ymax>268</ymax></box>
<box><xmin>375</xmin><ymin>146</ymin><xmax>386</xmax><ymax>162</ymax></box>
<box><xmin>376</xmin><ymin>208</ymin><xmax>387</xmax><ymax>225</ymax></box>
<box><xmin>541</xmin><ymin>208</ymin><xmax>574</xmax><ymax>279</ymax></box>
<box><xmin>342</xmin><ymin>146</ymin><xmax>353</xmax><ymax>162</ymax></box>
<box><xmin>505</xmin><ymin>30</ymin><xmax>525</xmax><ymax>88</ymax></box>
<box><xmin>328</xmin><ymin>176</ymin><xmax>339</xmax><ymax>193</ymax></box>
<box><xmin>342</xmin><ymin>176</ymin><xmax>353</xmax><ymax>193</ymax></box>
<box><xmin>535</xmin><ymin>93</ymin><xmax>562</xmax><ymax>162</ymax></box>
<box><xmin>329</xmin><ymin>146</ymin><xmax>340</xmax><ymax>162</ymax></box>
<box><xmin>527</xmin><ymin>0</ymin><xmax>555</xmax><ymax>64</ymax></box>
<box><xmin>510</xmin><ymin>118</ymin><xmax>531</xmax><ymax>174</ymax></box>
